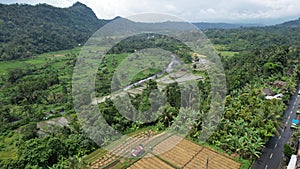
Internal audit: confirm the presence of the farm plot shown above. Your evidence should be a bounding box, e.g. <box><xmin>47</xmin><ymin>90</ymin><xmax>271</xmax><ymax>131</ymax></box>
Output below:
<box><xmin>88</xmin><ymin>132</ymin><xmax>241</xmax><ymax>169</ymax></box>
<box><xmin>184</xmin><ymin>148</ymin><xmax>241</xmax><ymax>169</ymax></box>
<box><xmin>128</xmin><ymin>153</ymin><xmax>173</xmax><ymax>169</ymax></box>
<box><xmin>87</xmin><ymin>131</ymin><xmax>156</xmax><ymax>169</ymax></box>
<box><xmin>153</xmin><ymin>135</ymin><xmax>203</xmax><ymax>168</ymax></box>
<box><xmin>151</xmin><ymin>135</ymin><xmax>240</xmax><ymax>169</ymax></box>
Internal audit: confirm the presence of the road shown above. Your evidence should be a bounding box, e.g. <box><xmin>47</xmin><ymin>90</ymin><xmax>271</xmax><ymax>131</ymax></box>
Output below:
<box><xmin>92</xmin><ymin>54</ymin><xmax>202</xmax><ymax>105</ymax></box>
<box><xmin>252</xmin><ymin>83</ymin><xmax>300</xmax><ymax>169</ymax></box>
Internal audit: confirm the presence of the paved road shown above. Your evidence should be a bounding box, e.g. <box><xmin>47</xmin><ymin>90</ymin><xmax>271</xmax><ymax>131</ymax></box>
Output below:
<box><xmin>92</xmin><ymin>54</ymin><xmax>202</xmax><ymax>105</ymax></box>
<box><xmin>252</xmin><ymin>83</ymin><xmax>300</xmax><ymax>169</ymax></box>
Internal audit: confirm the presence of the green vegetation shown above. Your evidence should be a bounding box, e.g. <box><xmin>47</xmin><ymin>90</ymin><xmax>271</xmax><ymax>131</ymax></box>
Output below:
<box><xmin>0</xmin><ymin>3</ymin><xmax>300</xmax><ymax>168</ymax></box>
<box><xmin>284</xmin><ymin>144</ymin><xmax>293</xmax><ymax>159</ymax></box>
<box><xmin>84</xmin><ymin>25</ymin><xmax>299</xmax><ymax>168</ymax></box>
<box><xmin>0</xmin><ymin>131</ymin><xmax>20</xmax><ymax>160</ymax></box>
<box><xmin>0</xmin><ymin>2</ymin><xmax>109</xmax><ymax>61</ymax></box>
<box><xmin>0</xmin><ymin>49</ymin><xmax>100</xmax><ymax>168</ymax></box>
<box><xmin>84</xmin><ymin>149</ymin><xmax>107</xmax><ymax>164</ymax></box>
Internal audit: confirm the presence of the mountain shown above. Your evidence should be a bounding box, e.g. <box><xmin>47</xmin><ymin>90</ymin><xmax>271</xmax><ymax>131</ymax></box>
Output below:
<box><xmin>0</xmin><ymin>2</ymin><xmax>109</xmax><ymax>60</ymax></box>
<box><xmin>192</xmin><ymin>22</ymin><xmax>261</xmax><ymax>29</ymax></box>
<box><xmin>278</xmin><ymin>18</ymin><xmax>300</xmax><ymax>27</ymax></box>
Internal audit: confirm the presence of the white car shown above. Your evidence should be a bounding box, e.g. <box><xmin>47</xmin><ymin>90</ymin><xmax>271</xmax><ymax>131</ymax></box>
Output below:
<box><xmin>291</xmin><ymin>123</ymin><xmax>298</xmax><ymax>129</ymax></box>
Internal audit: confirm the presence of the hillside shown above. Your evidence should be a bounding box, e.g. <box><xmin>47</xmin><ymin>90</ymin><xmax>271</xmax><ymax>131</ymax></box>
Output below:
<box><xmin>278</xmin><ymin>18</ymin><xmax>300</xmax><ymax>27</ymax></box>
<box><xmin>0</xmin><ymin>2</ymin><xmax>300</xmax><ymax>168</ymax></box>
<box><xmin>0</xmin><ymin>2</ymin><xmax>109</xmax><ymax>61</ymax></box>
<box><xmin>193</xmin><ymin>22</ymin><xmax>260</xmax><ymax>29</ymax></box>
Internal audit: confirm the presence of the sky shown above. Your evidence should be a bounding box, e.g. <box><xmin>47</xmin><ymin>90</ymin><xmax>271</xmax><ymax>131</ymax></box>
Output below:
<box><xmin>1</xmin><ymin>0</ymin><xmax>300</xmax><ymax>25</ymax></box>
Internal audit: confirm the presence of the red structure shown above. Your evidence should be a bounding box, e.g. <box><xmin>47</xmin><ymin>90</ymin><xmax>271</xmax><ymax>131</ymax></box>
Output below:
<box><xmin>131</xmin><ymin>144</ymin><xmax>145</xmax><ymax>157</ymax></box>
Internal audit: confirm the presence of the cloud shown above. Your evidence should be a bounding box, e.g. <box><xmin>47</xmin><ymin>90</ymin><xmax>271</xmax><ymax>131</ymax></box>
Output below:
<box><xmin>1</xmin><ymin>0</ymin><xmax>300</xmax><ymax>24</ymax></box>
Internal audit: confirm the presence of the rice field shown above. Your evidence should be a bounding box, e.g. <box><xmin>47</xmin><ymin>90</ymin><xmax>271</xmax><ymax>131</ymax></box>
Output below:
<box><xmin>151</xmin><ymin>135</ymin><xmax>241</xmax><ymax>169</ymax></box>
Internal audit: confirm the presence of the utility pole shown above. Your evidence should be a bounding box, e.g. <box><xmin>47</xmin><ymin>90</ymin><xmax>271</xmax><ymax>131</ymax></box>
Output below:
<box><xmin>206</xmin><ymin>155</ymin><xmax>209</xmax><ymax>169</ymax></box>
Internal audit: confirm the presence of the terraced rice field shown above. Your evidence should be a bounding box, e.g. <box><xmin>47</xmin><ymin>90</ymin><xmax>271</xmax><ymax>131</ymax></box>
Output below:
<box><xmin>88</xmin><ymin>131</ymin><xmax>156</xmax><ymax>169</ymax></box>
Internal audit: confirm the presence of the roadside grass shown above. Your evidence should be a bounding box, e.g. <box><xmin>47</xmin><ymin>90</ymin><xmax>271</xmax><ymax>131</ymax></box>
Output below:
<box><xmin>239</xmin><ymin>158</ymin><xmax>252</xmax><ymax>169</ymax></box>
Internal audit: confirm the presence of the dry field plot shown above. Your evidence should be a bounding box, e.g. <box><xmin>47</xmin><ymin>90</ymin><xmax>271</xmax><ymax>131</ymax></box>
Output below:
<box><xmin>150</xmin><ymin>135</ymin><xmax>241</xmax><ymax>169</ymax></box>
<box><xmin>184</xmin><ymin>148</ymin><xmax>241</xmax><ymax>169</ymax></box>
<box><xmin>128</xmin><ymin>154</ymin><xmax>173</xmax><ymax>169</ymax></box>
<box><xmin>87</xmin><ymin>133</ymin><xmax>241</xmax><ymax>169</ymax></box>
<box><xmin>153</xmin><ymin>135</ymin><xmax>203</xmax><ymax>168</ymax></box>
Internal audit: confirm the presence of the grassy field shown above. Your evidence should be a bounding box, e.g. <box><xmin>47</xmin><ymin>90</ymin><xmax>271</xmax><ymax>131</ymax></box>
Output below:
<box><xmin>213</xmin><ymin>44</ymin><xmax>239</xmax><ymax>57</ymax></box>
<box><xmin>0</xmin><ymin>48</ymin><xmax>80</xmax><ymax>83</ymax></box>
<box><xmin>0</xmin><ymin>132</ymin><xmax>20</xmax><ymax>160</ymax></box>
<box><xmin>219</xmin><ymin>51</ymin><xmax>239</xmax><ymax>57</ymax></box>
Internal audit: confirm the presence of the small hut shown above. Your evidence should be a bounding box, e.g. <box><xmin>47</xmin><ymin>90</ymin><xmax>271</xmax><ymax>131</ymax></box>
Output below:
<box><xmin>131</xmin><ymin>144</ymin><xmax>145</xmax><ymax>157</ymax></box>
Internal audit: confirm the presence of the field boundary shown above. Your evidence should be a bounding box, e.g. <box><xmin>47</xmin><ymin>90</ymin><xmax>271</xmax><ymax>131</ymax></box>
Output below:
<box><xmin>181</xmin><ymin>147</ymin><xmax>205</xmax><ymax>168</ymax></box>
<box><xmin>148</xmin><ymin>151</ymin><xmax>178</xmax><ymax>169</ymax></box>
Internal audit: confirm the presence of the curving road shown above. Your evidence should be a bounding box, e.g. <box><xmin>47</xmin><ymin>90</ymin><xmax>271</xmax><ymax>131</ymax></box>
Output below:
<box><xmin>92</xmin><ymin>55</ymin><xmax>202</xmax><ymax>105</ymax></box>
<box><xmin>252</xmin><ymin>83</ymin><xmax>300</xmax><ymax>169</ymax></box>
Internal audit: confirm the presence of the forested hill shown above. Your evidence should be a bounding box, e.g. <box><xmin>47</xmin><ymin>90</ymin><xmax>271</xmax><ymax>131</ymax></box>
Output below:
<box><xmin>278</xmin><ymin>18</ymin><xmax>300</xmax><ymax>27</ymax></box>
<box><xmin>193</xmin><ymin>22</ymin><xmax>260</xmax><ymax>29</ymax></box>
<box><xmin>0</xmin><ymin>2</ymin><xmax>109</xmax><ymax>61</ymax></box>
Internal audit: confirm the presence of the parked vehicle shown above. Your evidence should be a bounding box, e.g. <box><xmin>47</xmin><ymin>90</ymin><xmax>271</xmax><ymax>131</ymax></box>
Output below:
<box><xmin>291</xmin><ymin>119</ymin><xmax>299</xmax><ymax>129</ymax></box>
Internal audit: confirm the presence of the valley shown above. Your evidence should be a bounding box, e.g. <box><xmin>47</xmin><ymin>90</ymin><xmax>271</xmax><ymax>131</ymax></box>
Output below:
<box><xmin>0</xmin><ymin>2</ymin><xmax>300</xmax><ymax>169</ymax></box>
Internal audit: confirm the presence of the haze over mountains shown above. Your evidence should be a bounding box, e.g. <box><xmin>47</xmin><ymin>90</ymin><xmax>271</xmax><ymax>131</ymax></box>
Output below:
<box><xmin>278</xmin><ymin>18</ymin><xmax>300</xmax><ymax>27</ymax></box>
<box><xmin>0</xmin><ymin>2</ymin><xmax>299</xmax><ymax>61</ymax></box>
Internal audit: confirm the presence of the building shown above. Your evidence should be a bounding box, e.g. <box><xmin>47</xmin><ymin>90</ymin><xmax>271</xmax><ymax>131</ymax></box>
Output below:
<box><xmin>131</xmin><ymin>144</ymin><xmax>145</xmax><ymax>157</ymax></box>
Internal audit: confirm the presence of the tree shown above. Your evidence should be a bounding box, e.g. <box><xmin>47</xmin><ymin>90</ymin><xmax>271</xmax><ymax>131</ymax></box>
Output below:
<box><xmin>284</xmin><ymin>144</ymin><xmax>293</xmax><ymax>159</ymax></box>
<box><xmin>158</xmin><ymin>104</ymin><xmax>178</xmax><ymax>127</ymax></box>
<box><xmin>164</xmin><ymin>82</ymin><xmax>181</xmax><ymax>108</ymax></box>
<box><xmin>20</xmin><ymin>122</ymin><xmax>38</xmax><ymax>141</ymax></box>
<box><xmin>6</xmin><ymin>68</ymin><xmax>25</xmax><ymax>83</ymax></box>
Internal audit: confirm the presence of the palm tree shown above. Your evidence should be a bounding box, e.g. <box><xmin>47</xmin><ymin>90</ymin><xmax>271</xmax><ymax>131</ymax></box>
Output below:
<box><xmin>67</xmin><ymin>155</ymin><xmax>87</xmax><ymax>169</ymax></box>
<box><xmin>158</xmin><ymin>104</ymin><xmax>178</xmax><ymax>127</ymax></box>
